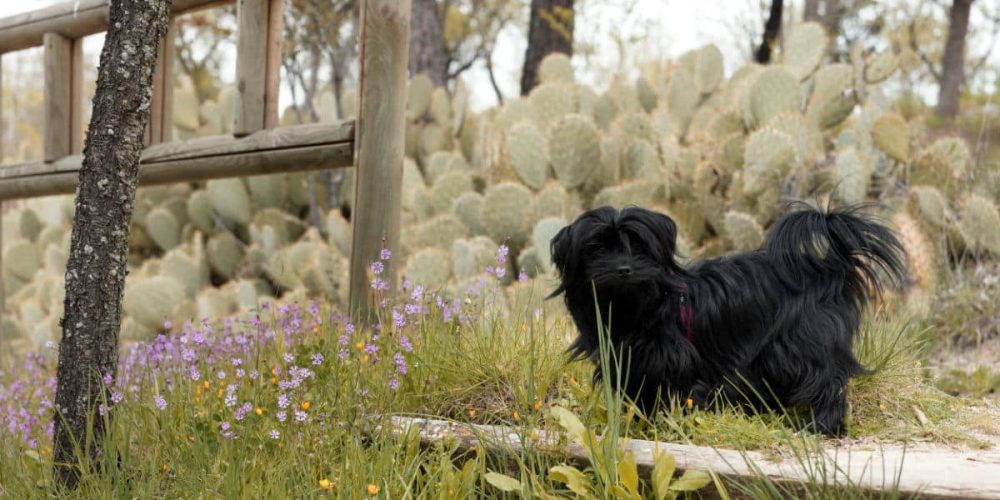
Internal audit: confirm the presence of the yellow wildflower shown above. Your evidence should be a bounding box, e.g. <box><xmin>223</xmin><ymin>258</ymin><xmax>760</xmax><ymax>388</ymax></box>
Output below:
<box><xmin>533</xmin><ymin>400</ymin><xmax>543</xmax><ymax>412</ymax></box>
<box><xmin>367</xmin><ymin>484</ymin><xmax>379</xmax><ymax>496</ymax></box>
<box><xmin>161</xmin><ymin>464</ymin><xmax>169</xmax><ymax>472</ymax></box>
<box><xmin>255</xmin><ymin>407</ymin><xmax>264</xmax><ymax>416</ymax></box>
<box><xmin>319</xmin><ymin>478</ymin><xmax>333</xmax><ymax>490</ymax></box>
<box><xmin>686</xmin><ymin>398</ymin><xmax>694</xmax><ymax>410</ymax></box>
<box><xmin>301</xmin><ymin>401</ymin><xmax>311</xmax><ymax>411</ymax></box>
<box><xmin>513</xmin><ymin>410</ymin><xmax>521</xmax><ymax>422</ymax></box>
<box><xmin>203</xmin><ymin>381</ymin><xmax>210</xmax><ymax>390</ymax></box>
<box><xmin>468</xmin><ymin>409</ymin><xmax>477</xmax><ymax>418</ymax></box>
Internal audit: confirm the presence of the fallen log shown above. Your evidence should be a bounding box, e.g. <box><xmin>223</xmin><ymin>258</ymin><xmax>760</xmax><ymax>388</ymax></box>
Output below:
<box><xmin>384</xmin><ymin>416</ymin><xmax>1000</xmax><ymax>499</ymax></box>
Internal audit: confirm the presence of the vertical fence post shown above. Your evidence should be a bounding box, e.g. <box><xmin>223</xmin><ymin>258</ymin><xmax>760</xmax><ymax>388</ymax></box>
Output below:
<box><xmin>0</xmin><ymin>57</ymin><xmax>4</xmax><ymax>359</ymax></box>
<box><xmin>43</xmin><ymin>32</ymin><xmax>73</xmax><ymax>162</ymax></box>
<box><xmin>149</xmin><ymin>19</ymin><xmax>176</xmax><ymax>145</ymax></box>
<box><xmin>70</xmin><ymin>38</ymin><xmax>84</xmax><ymax>154</ymax></box>
<box><xmin>348</xmin><ymin>0</ymin><xmax>411</xmax><ymax>320</ymax></box>
<box><xmin>264</xmin><ymin>0</ymin><xmax>283</xmax><ymax>129</ymax></box>
<box><xmin>235</xmin><ymin>0</ymin><xmax>281</xmax><ymax>136</ymax></box>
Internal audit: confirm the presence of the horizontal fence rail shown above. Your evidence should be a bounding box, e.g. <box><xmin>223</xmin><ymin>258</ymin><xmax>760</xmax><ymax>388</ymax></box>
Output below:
<box><xmin>0</xmin><ymin>0</ymin><xmax>230</xmax><ymax>53</ymax></box>
<box><xmin>0</xmin><ymin>121</ymin><xmax>354</xmax><ymax>201</ymax></box>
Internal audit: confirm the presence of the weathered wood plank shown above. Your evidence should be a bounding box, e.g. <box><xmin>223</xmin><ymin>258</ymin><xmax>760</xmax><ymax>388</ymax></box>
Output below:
<box><xmin>43</xmin><ymin>32</ymin><xmax>72</xmax><ymax>162</ymax></box>
<box><xmin>148</xmin><ymin>19</ymin><xmax>176</xmax><ymax>145</ymax></box>
<box><xmin>70</xmin><ymin>38</ymin><xmax>84</xmax><ymax>154</ymax></box>
<box><xmin>0</xmin><ymin>0</ymin><xmax>229</xmax><ymax>54</ymax></box>
<box><xmin>264</xmin><ymin>0</ymin><xmax>283</xmax><ymax>129</ymax></box>
<box><xmin>0</xmin><ymin>59</ymin><xmax>5</xmax><ymax>330</ymax></box>
<box><xmin>349</xmin><ymin>0</ymin><xmax>411</xmax><ymax>318</ymax></box>
<box><xmin>161</xmin><ymin>21</ymin><xmax>176</xmax><ymax>143</ymax></box>
<box><xmin>387</xmin><ymin>416</ymin><xmax>1000</xmax><ymax>500</ymax></box>
<box><xmin>0</xmin><ymin>121</ymin><xmax>355</xmax><ymax>201</ymax></box>
<box><xmin>234</xmin><ymin>0</ymin><xmax>269</xmax><ymax>136</ymax></box>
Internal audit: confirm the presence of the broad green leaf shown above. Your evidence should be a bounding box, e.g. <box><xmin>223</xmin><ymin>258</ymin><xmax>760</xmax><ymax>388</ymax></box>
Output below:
<box><xmin>549</xmin><ymin>465</ymin><xmax>594</xmax><ymax>497</ymax></box>
<box><xmin>23</xmin><ymin>449</ymin><xmax>42</xmax><ymax>463</ymax></box>
<box><xmin>485</xmin><ymin>471</ymin><xmax>522</xmax><ymax>492</ymax></box>
<box><xmin>669</xmin><ymin>470</ymin><xmax>712</xmax><ymax>492</ymax></box>
<box><xmin>652</xmin><ymin>451</ymin><xmax>677</xmax><ymax>500</ymax></box>
<box><xmin>549</xmin><ymin>406</ymin><xmax>587</xmax><ymax>444</ymax></box>
<box><xmin>608</xmin><ymin>484</ymin><xmax>639</xmax><ymax>500</ymax></box>
<box><xmin>617</xmin><ymin>451</ymin><xmax>640</xmax><ymax>496</ymax></box>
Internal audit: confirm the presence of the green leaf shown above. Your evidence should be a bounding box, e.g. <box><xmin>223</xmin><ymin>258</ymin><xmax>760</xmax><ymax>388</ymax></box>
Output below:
<box><xmin>23</xmin><ymin>449</ymin><xmax>42</xmax><ymax>464</ymax></box>
<box><xmin>669</xmin><ymin>470</ymin><xmax>712</xmax><ymax>492</ymax></box>
<box><xmin>485</xmin><ymin>471</ymin><xmax>522</xmax><ymax>492</ymax></box>
<box><xmin>608</xmin><ymin>484</ymin><xmax>639</xmax><ymax>500</ymax></box>
<box><xmin>549</xmin><ymin>405</ymin><xmax>587</xmax><ymax>444</ymax></box>
<box><xmin>652</xmin><ymin>451</ymin><xmax>677</xmax><ymax>500</ymax></box>
<box><xmin>549</xmin><ymin>465</ymin><xmax>594</xmax><ymax>497</ymax></box>
<box><xmin>617</xmin><ymin>451</ymin><xmax>640</xmax><ymax>496</ymax></box>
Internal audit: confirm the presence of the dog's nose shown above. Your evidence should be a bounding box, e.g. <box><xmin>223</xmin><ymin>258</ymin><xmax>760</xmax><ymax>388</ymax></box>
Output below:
<box><xmin>617</xmin><ymin>266</ymin><xmax>632</xmax><ymax>276</ymax></box>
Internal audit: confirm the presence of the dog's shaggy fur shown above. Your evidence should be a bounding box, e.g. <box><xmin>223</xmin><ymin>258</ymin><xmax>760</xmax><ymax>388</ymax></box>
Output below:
<box><xmin>549</xmin><ymin>204</ymin><xmax>905</xmax><ymax>436</ymax></box>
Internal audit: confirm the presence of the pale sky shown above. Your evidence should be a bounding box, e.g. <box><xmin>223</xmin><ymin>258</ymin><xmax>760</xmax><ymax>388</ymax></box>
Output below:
<box><xmin>1</xmin><ymin>1</ymin><xmax>996</xmax><ymax>111</ymax></box>
<box><xmin>0</xmin><ymin>0</ymin><xmax>763</xmax><ymax>112</ymax></box>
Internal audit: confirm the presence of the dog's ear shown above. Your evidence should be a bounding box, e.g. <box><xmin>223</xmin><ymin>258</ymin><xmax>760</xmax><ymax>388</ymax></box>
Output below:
<box><xmin>645</xmin><ymin>210</ymin><xmax>681</xmax><ymax>271</ymax></box>
<box><xmin>547</xmin><ymin>224</ymin><xmax>574</xmax><ymax>298</ymax></box>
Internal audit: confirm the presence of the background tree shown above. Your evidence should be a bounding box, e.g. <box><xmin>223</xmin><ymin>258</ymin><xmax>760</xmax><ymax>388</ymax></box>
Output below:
<box><xmin>755</xmin><ymin>0</ymin><xmax>783</xmax><ymax>63</ymax></box>
<box><xmin>520</xmin><ymin>0</ymin><xmax>573</xmax><ymax>94</ymax></box>
<box><xmin>407</xmin><ymin>0</ymin><xmax>520</xmax><ymax>98</ymax></box>
<box><xmin>52</xmin><ymin>0</ymin><xmax>173</xmax><ymax>487</ymax></box>
<box><xmin>937</xmin><ymin>0</ymin><xmax>975</xmax><ymax>119</ymax></box>
<box><xmin>410</xmin><ymin>0</ymin><xmax>449</xmax><ymax>85</ymax></box>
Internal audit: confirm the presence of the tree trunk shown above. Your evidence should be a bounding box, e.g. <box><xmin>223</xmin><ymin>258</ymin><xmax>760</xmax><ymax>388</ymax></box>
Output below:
<box><xmin>52</xmin><ymin>0</ymin><xmax>172</xmax><ymax>488</ymax></box>
<box><xmin>520</xmin><ymin>0</ymin><xmax>574</xmax><ymax>95</ymax></box>
<box><xmin>803</xmin><ymin>0</ymin><xmax>820</xmax><ymax>21</ymax></box>
<box><xmin>408</xmin><ymin>0</ymin><xmax>448</xmax><ymax>86</ymax></box>
<box><xmin>755</xmin><ymin>0</ymin><xmax>783</xmax><ymax>64</ymax></box>
<box><xmin>936</xmin><ymin>0</ymin><xmax>974</xmax><ymax>119</ymax></box>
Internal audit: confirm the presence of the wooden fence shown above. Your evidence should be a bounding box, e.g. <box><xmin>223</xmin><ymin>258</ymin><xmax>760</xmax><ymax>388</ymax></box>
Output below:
<box><xmin>0</xmin><ymin>0</ymin><xmax>409</xmax><ymax>320</ymax></box>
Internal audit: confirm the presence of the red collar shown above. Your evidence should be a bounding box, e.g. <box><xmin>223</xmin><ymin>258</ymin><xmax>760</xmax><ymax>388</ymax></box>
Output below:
<box><xmin>679</xmin><ymin>283</ymin><xmax>694</xmax><ymax>342</ymax></box>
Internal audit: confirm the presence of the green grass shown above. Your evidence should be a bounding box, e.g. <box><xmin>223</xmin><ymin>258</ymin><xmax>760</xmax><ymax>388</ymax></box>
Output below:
<box><xmin>0</xmin><ymin>278</ymin><xmax>991</xmax><ymax>498</ymax></box>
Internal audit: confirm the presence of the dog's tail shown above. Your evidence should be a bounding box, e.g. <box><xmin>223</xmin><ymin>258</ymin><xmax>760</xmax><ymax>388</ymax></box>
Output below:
<box><xmin>763</xmin><ymin>203</ymin><xmax>906</xmax><ymax>304</ymax></box>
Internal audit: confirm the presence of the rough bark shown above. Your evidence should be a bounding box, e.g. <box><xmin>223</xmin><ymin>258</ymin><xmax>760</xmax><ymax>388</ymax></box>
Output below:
<box><xmin>755</xmin><ymin>0</ymin><xmax>784</xmax><ymax>64</ymax></box>
<box><xmin>936</xmin><ymin>0</ymin><xmax>974</xmax><ymax>119</ymax></box>
<box><xmin>52</xmin><ymin>0</ymin><xmax>172</xmax><ymax>488</ymax></box>
<box><xmin>408</xmin><ymin>0</ymin><xmax>448</xmax><ymax>86</ymax></box>
<box><xmin>520</xmin><ymin>0</ymin><xmax>574</xmax><ymax>95</ymax></box>
<box><xmin>804</xmin><ymin>0</ymin><xmax>820</xmax><ymax>21</ymax></box>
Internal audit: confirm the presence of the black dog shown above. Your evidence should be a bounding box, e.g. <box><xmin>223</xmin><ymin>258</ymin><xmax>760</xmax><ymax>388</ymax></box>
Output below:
<box><xmin>549</xmin><ymin>204</ymin><xmax>905</xmax><ymax>436</ymax></box>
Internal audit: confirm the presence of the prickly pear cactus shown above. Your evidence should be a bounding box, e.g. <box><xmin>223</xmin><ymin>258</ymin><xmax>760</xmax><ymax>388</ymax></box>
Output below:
<box><xmin>548</xmin><ymin>114</ymin><xmax>601</xmax><ymax>189</ymax></box>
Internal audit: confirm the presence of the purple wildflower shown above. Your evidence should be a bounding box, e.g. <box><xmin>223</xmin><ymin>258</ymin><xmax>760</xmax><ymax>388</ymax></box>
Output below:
<box><xmin>388</xmin><ymin>377</ymin><xmax>400</xmax><ymax>391</ymax></box>
<box><xmin>380</xmin><ymin>248</ymin><xmax>392</xmax><ymax>260</ymax></box>
<box><xmin>394</xmin><ymin>353</ymin><xmax>408</xmax><ymax>375</ymax></box>
<box><xmin>370</xmin><ymin>261</ymin><xmax>384</xmax><ymax>275</ymax></box>
<box><xmin>269</xmin><ymin>430</ymin><xmax>280</xmax><ymax>440</ymax></box>
<box><xmin>311</xmin><ymin>353</ymin><xmax>324</xmax><ymax>366</ymax></box>
<box><xmin>154</xmin><ymin>395</ymin><xmax>167</xmax><ymax>411</ymax></box>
